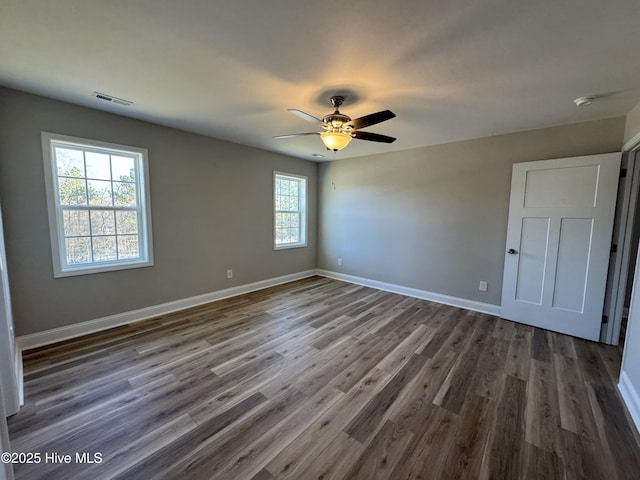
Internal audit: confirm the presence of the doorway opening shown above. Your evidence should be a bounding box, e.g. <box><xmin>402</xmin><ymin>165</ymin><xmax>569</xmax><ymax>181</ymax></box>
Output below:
<box><xmin>604</xmin><ymin>145</ymin><xmax>640</xmax><ymax>352</ymax></box>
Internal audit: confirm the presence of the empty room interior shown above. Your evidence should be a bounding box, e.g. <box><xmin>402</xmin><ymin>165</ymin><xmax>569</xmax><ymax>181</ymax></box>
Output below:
<box><xmin>2</xmin><ymin>1</ymin><xmax>640</xmax><ymax>479</ymax></box>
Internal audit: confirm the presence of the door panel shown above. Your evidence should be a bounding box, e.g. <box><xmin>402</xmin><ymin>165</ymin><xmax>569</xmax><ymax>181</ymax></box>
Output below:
<box><xmin>553</xmin><ymin>218</ymin><xmax>592</xmax><ymax>312</ymax></box>
<box><xmin>515</xmin><ymin>217</ymin><xmax>550</xmax><ymax>304</ymax></box>
<box><xmin>501</xmin><ymin>153</ymin><xmax>621</xmax><ymax>341</ymax></box>
<box><xmin>524</xmin><ymin>165</ymin><xmax>599</xmax><ymax>208</ymax></box>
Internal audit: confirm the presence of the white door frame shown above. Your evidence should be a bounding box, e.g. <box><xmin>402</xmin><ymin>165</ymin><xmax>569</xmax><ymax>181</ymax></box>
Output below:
<box><xmin>603</xmin><ymin>141</ymin><xmax>640</xmax><ymax>344</ymax></box>
<box><xmin>0</xmin><ymin>379</ymin><xmax>14</xmax><ymax>480</ymax></box>
<box><xmin>0</xmin><ymin>197</ymin><xmax>19</xmax><ymax>416</ymax></box>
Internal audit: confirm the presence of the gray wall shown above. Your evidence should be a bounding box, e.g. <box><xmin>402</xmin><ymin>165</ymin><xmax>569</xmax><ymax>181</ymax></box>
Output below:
<box><xmin>318</xmin><ymin>117</ymin><xmax>624</xmax><ymax>306</ymax></box>
<box><xmin>0</xmin><ymin>88</ymin><xmax>317</xmax><ymax>336</ymax></box>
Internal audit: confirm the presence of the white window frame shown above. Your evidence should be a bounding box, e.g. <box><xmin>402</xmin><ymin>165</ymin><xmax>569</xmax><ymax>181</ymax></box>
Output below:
<box><xmin>41</xmin><ymin>132</ymin><xmax>154</xmax><ymax>277</ymax></box>
<box><xmin>274</xmin><ymin>171</ymin><xmax>307</xmax><ymax>250</ymax></box>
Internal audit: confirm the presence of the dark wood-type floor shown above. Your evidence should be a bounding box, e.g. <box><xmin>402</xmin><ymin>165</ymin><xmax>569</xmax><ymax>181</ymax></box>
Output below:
<box><xmin>8</xmin><ymin>276</ymin><xmax>640</xmax><ymax>479</ymax></box>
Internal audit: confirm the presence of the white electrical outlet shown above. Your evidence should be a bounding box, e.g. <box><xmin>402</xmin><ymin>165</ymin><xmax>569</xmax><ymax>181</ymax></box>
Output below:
<box><xmin>479</xmin><ymin>281</ymin><xmax>488</xmax><ymax>292</ymax></box>
<box><xmin>227</xmin><ymin>269</ymin><xmax>233</xmax><ymax>279</ymax></box>
<box><xmin>338</xmin><ymin>258</ymin><xmax>343</xmax><ymax>266</ymax></box>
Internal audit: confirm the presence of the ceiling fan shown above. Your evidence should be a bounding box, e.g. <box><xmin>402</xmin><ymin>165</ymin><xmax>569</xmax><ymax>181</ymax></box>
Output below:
<box><xmin>274</xmin><ymin>96</ymin><xmax>396</xmax><ymax>152</ymax></box>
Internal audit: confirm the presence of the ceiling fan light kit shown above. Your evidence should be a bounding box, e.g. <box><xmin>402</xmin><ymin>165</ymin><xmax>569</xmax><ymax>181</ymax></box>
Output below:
<box><xmin>275</xmin><ymin>95</ymin><xmax>396</xmax><ymax>153</ymax></box>
<box><xmin>320</xmin><ymin>131</ymin><xmax>353</xmax><ymax>151</ymax></box>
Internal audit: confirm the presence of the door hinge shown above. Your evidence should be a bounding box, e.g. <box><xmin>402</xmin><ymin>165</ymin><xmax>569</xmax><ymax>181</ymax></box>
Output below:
<box><xmin>602</xmin><ymin>315</ymin><xmax>608</xmax><ymax>324</ymax></box>
<box><xmin>620</xmin><ymin>168</ymin><xmax>627</xmax><ymax>178</ymax></box>
<box><xmin>611</xmin><ymin>244</ymin><xmax>618</xmax><ymax>253</ymax></box>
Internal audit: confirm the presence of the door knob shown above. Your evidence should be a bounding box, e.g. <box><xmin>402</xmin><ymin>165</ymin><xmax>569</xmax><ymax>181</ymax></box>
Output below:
<box><xmin>507</xmin><ymin>248</ymin><xmax>517</xmax><ymax>254</ymax></box>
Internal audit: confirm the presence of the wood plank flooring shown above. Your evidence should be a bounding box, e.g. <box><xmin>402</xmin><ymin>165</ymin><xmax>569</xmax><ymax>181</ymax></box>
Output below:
<box><xmin>7</xmin><ymin>276</ymin><xmax>640</xmax><ymax>479</ymax></box>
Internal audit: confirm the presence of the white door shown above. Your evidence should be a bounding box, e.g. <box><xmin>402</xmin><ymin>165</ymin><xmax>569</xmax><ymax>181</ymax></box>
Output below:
<box><xmin>501</xmin><ymin>153</ymin><xmax>621</xmax><ymax>341</ymax></box>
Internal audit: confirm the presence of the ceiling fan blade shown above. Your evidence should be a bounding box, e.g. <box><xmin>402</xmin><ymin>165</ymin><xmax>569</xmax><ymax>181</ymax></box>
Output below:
<box><xmin>353</xmin><ymin>131</ymin><xmax>396</xmax><ymax>143</ymax></box>
<box><xmin>274</xmin><ymin>132</ymin><xmax>320</xmax><ymax>139</ymax></box>
<box><xmin>288</xmin><ymin>109</ymin><xmax>326</xmax><ymax>127</ymax></box>
<box><xmin>349</xmin><ymin>110</ymin><xmax>396</xmax><ymax>130</ymax></box>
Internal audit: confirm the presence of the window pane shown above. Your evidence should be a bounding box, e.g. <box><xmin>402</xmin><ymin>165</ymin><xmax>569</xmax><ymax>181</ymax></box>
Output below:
<box><xmin>116</xmin><ymin>210</ymin><xmax>138</xmax><ymax>235</ymax></box>
<box><xmin>117</xmin><ymin>235</ymin><xmax>139</xmax><ymax>259</ymax></box>
<box><xmin>63</xmin><ymin>210</ymin><xmax>90</xmax><ymax>237</ymax></box>
<box><xmin>55</xmin><ymin>148</ymin><xmax>85</xmax><ymax>177</ymax></box>
<box><xmin>92</xmin><ymin>236</ymin><xmax>117</xmax><ymax>262</ymax></box>
<box><xmin>90</xmin><ymin>210</ymin><xmax>116</xmax><ymax>235</ymax></box>
<box><xmin>289</xmin><ymin>196</ymin><xmax>298</xmax><ymax>211</ymax></box>
<box><xmin>290</xmin><ymin>181</ymin><xmax>299</xmax><ymax>196</ymax></box>
<box><xmin>113</xmin><ymin>181</ymin><xmax>137</xmax><ymax>207</ymax></box>
<box><xmin>65</xmin><ymin>237</ymin><xmax>92</xmax><ymax>264</ymax></box>
<box><xmin>58</xmin><ymin>177</ymin><xmax>88</xmax><ymax>205</ymax></box>
<box><xmin>85</xmin><ymin>152</ymin><xmax>111</xmax><ymax>180</ymax></box>
<box><xmin>88</xmin><ymin>180</ymin><xmax>113</xmax><ymax>206</ymax></box>
<box><xmin>111</xmin><ymin>155</ymin><xmax>136</xmax><ymax>182</ymax></box>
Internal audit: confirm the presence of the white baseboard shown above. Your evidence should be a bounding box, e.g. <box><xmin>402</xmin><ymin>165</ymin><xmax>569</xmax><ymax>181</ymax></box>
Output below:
<box><xmin>316</xmin><ymin>269</ymin><xmax>501</xmax><ymax>317</ymax></box>
<box><xmin>17</xmin><ymin>270</ymin><xmax>316</xmax><ymax>351</ymax></box>
<box><xmin>619</xmin><ymin>371</ymin><xmax>640</xmax><ymax>435</ymax></box>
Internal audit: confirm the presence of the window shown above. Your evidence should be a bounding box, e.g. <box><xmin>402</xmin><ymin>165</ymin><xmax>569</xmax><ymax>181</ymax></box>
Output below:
<box><xmin>41</xmin><ymin>132</ymin><xmax>153</xmax><ymax>277</ymax></box>
<box><xmin>274</xmin><ymin>172</ymin><xmax>307</xmax><ymax>249</ymax></box>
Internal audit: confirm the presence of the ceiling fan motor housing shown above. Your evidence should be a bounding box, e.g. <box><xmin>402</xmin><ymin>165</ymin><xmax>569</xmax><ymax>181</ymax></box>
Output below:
<box><xmin>323</xmin><ymin>113</ymin><xmax>352</xmax><ymax>130</ymax></box>
<box><xmin>324</xmin><ymin>96</ymin><xmax>352</xmax><ymax>130</ymax></box>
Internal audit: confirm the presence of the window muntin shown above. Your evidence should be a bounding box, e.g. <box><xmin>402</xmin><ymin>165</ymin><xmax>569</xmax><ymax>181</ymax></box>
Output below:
<box><xmin>274</xmin><ymin>172</ymin><xmax>307</xmax><ymax>249</ymax></box>
<box><xmin>42</xmin><ymin>133</ymin><xmax>153</xmax><ymax>277</ymax></box>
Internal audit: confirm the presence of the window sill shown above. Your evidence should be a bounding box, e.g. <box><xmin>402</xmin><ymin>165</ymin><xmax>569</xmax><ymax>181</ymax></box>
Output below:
<box><xmin>54</xmin><ymin>259</ymin><xmax>154</xmax><ymax>278</ymax></box>
<box><xmin>274</xmin><ymin>243</ymin><xmax>307</xmax><ymax>251</ymax></box>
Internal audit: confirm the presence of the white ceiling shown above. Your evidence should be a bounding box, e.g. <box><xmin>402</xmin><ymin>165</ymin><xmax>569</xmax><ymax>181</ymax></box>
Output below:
<box><xmin>1</xmin><ymin>0</ymin><xmax>640</xmax><ymax>161</ymax></box>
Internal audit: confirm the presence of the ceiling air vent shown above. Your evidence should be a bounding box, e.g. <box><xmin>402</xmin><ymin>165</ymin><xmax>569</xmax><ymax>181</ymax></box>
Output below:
<box><xmin>92</xmin><ymin>92</ymin><xmax>133</xmax><ymax>107</ymax></box>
